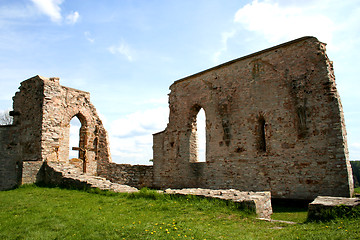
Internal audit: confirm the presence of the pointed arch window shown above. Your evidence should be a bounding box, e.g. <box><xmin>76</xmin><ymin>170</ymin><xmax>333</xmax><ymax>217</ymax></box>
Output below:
<box><xmin>189</xmin><ymin>106</ymin><xmax>206</xmax><ymax>162</ymax></box>
<box><xmin>69</xmin><ymin>117</ymin><xmax>81</xmax><ymax>159</ymax></box>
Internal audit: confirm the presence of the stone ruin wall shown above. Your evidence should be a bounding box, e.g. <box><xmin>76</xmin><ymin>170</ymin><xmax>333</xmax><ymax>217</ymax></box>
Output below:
<box><xmin>0</xmin><ymin>75</ymin><xmax>153</xmax><ymax>190</ymax></box>
<box><xmin>0</xmin><ymin>37</ymin><xmax>354</xmax><ymax>199</ymax></box>
<box><xmin>9</xmin><ymin>76</ymin><xmax>113</xmax><ymax>180</ymax></box>
<box><xmin>0</xmin><ymin>125</ymin><xmax>20</xmax><ymax>190</ymax></box>
<box><xmin>38</xmin><ymin>76</ymin><xmax>112</xmax><ymax>175</ymax></box>
<box><xmin>153</xmin><ymin>37</ymin><xmax>354</xmax><ymax>200</ymax></box>
<box><xmin>101</xmin><ymin>163</ymin><xmax>154</xmax><ymax>189</ymax></box>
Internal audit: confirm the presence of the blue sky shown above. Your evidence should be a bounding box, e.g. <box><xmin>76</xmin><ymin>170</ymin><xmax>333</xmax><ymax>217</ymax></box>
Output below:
<box><xmin>0</xmin><ymin>0</ymin><xmax>359</xmax><ymax>164</ymax></box>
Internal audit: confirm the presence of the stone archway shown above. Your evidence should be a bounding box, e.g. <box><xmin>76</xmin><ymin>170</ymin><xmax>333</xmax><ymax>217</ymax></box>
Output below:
<box><xmin>69</xmin><ymin>113</ymin><xmax>89</xmax><ymax>173</ymax></box>
<box><xmin>188</xmin><ymin>105</ymin><xmax>207</xmax><ymax>163</ymax></box>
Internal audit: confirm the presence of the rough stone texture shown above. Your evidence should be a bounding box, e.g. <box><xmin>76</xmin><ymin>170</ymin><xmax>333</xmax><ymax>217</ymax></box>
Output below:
<box><xmin>0</xmin><ymin>125</ymin><xmax>20</xmax><ymax>190</ymax></box>
<box><xmin>10</xmin><ymin>76</ymin><xmax>112</xmax><ymax>176</ymax></box>
<box><xmin>308</xmin><ymin>196</ymin><xmax>360</xmax><ymax>220</ymax></box>
<box><xmin>153</xmin><ymin>37</ymin><xmax>353</xmax><ymax>200</ymax></box>
<box><xmin>0</xmin><ymin>75</ymin><xmax>154</xmax><ymax>190</ymax></box>
<box><xmin>0</xmin><ymin>76</ymin><xmax>112</xmax><ymax>186</ymax></box>
<box><xmin>21</xmin><ymin>161</ymin><xmax>44</xmax><ymax>184</ymax></box>
<box><xmin>103</xmin><ymin>163</ymin><xmax>154</xmax><ymax>189</ymax></box>
<box><xmin>44</xmin><ymin>161</ymin><xmax>138</xmax><ymax>193</ymax></box>
<box><xmin>165</xmin><ymin>188</ymin><xmax>272</xmax><ymax>219</ymax></box>
<box><xmin>0</xmin><ymin>37</ymin><xmax>354</xmax><ymax>201</ymax></box>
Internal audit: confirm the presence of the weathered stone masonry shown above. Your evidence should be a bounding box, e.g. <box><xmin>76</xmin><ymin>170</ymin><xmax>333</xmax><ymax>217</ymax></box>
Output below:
<box><xmin>153</xmin><ymin>37</ymin><xmax>354</xmax><ymax>200</ymax></box>
<box><xmin>0</xmin><ymin>37</ymin><xmax>354</xmax><ymax>202</ymax></box>
<box><xmin>0</xmin><ymin>75</ymin><xmax>152</xmax><ymax>190</ymax></box>
<box><xmin>0</xmin><ymin>125</ymin><xmax>20</xmax><ymax>190</ymax></box>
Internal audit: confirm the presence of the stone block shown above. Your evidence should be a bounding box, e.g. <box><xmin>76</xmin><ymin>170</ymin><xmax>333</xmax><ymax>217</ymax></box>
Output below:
<box><xmin>308</xmin><ymin>196</ymin><xmax>360</xmax><ymax>221</ymax></box>
<box><xmin>164</xmin><ymin>188</ymin><xmax>272</xmax><ymax>219</ymax></box>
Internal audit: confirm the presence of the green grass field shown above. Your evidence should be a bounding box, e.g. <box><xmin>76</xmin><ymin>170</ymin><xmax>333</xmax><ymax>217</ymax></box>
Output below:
<box><xmin>0</xmin><ymin>185</ymin><xmax>359</xmax><ymax>240</ymax></box>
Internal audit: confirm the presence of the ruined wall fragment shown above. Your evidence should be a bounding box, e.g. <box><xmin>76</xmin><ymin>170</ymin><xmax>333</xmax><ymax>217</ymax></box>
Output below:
<box><xmin>153</xmin><ymin>37</ymin><xmax>353</xmax><ymax>199</ymax></box>
<box><xmin>0</xmin><ymin>125</ymin><xmax>20</xmax><ymax>190</ymax></box>
<box><xmin>0</xmin><ymin>76</ymin><xmax>112</xmax><ymax>186</ymax></box>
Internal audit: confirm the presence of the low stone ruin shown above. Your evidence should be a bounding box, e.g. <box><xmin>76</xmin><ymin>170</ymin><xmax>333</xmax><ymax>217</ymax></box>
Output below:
<box><xmin>165</xmin><ymin>188</ymin><xmax>272</xmax><ymax>219</ymax></box>
<box><xmin>44</xmin><ymin>161</ymin><xmax>138</xmax><ymax>193</ymax></box>
<box><xmin>41</xmin><ymin>161</ymin><xmax>272</xmax><ymax>218</ymax></box>
<box><xmin>308</xmin><ymin>196</ymin><xmax>360</xmax><ymax>220</ymax></box>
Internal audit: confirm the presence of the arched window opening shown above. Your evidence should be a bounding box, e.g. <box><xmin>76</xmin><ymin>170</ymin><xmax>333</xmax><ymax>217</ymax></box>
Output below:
<box><xmin>197</xmin><ymin>108</ymin><xmax>206</xmax><ymax>162</ymax></box>
<box><xmin>69</xmin><ymin>117</ymin><xmax>81</xmax><ymax>159</ymax></box>
<box><xmin>190</xmin><ymin>107</ymin><xmax>206</xmax><ymax>163</ymax></box>
<box><xmin>258</xmin><ymin>116</ymin><xmax>266</xmax><ymax>152</ymax></box>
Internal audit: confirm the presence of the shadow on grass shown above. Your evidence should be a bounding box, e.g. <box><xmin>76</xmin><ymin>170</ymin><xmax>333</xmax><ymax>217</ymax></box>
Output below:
<box><xmin>272</xmin><ymin>198</ymin><xmax>310</xmax><ymax>213</ymax></box>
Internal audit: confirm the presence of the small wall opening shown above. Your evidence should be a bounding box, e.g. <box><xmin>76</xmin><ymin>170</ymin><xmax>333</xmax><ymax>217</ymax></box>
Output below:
<box><xmin>258</xmin><ymin>116</ymin><xmax>267</xmax><ymax>152</ymax></box>
<box><xmin>197</xmin><ymin>108</ymin><xmax>206</xmax><ymax>162</ymax></box>
<box><xmin>69</xmin><ymin>117</ymin><xmax>81</xmax><ymax>159</ymax></box>
<box><xmin>189</xmin><ymin>106</ymin><xmax>206</xmax><ymax>163</ymax></box>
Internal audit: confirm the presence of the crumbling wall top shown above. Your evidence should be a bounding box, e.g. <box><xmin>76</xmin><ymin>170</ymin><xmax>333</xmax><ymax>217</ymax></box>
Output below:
<box><xmin>170</xmin><ymin>36</ymin><xmax>319</xmax><ymax>89</ymax></box>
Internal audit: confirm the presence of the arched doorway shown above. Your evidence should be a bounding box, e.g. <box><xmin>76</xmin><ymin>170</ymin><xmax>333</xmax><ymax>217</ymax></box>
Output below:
<box><xmin>69</xmin><ymin>113</ymin><xmax>88</xmax><ymax>172</ymax></box>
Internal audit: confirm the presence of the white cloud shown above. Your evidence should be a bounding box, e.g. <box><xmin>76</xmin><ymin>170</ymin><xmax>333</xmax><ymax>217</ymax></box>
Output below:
<box><xmin>213</xmin><ymin>30</ymin><xmax>236</xmax><ymax>63</ymax></box>
<box><xmin>66</xmin><ymin>11</ymin><xmax>79</xmax><ymax>24</ymax></box>
<box><xmin>31</xmin><ymin>0</ymin><xmax>63</xmax><ymax>23</ymax></box>
<box><xmin>110</xmin><ymin>107</ymin><xmax>168</xmax><ymax>137</ymax></box>
<box><xmin>31</xmin><ymin>0</ymin><xmax>79</xmax><ymax>24</ymax></box>
<box><xmin>108</xmin><ymin>41</ymin><xmax>135</xmax><ymax>62</ymax></box>
<box><xmin>108</xmin><ymin>107</ymin><xmax>169</xmax><ymax>164</ymax></box>
<box><xmin>213</xmin><ymin>0</ymin><xmax>342</xmax><ymax>65</ymax></box>
<box><xmin>110</xmin><ymin>135</ymin><xmax>154</xmax><ymax>165</ymax></box>
<box><xmin>234</xmin><ymin>0</ymin><xmax>334</xmax><ymax>44</ymax></box>
<box><xmin>84</xmin><ymin>31</ymin><xmax>95</xmax><ymax>43</ymax></box>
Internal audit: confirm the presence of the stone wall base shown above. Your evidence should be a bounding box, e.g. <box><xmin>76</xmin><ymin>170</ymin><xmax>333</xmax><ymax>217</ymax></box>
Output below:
<box><xmin>44</xmin><ymin>161</ymin><xmax>138</xmax><ymax>193</ymax></box>
<box><xmin>164</xmin><ymin>188</ymin><xmax>272</xmax><ymax>219</ymax></box>
<box><xmin>21</xmin><ymin>161</ymin><xmax>44</xmax><ymax>184</ymax></box>
<box><xmin>308</xmin><ymin>196</ymin><xmax>360</xmax><ymax>221</ymax></box>
<box><xmin>99</xmin><ymin>163</ymin><xmax>154</xmax><ymax>189</ymax></box>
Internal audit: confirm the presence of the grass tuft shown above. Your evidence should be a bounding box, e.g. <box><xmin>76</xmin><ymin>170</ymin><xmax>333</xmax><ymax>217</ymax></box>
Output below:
<box><xmin>128</xmin><ymin>187</ymin><xmax>165</xmax><ymax>200</ymax></box>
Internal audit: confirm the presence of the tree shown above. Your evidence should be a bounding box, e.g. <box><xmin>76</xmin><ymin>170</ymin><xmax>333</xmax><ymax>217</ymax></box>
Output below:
<box><xmin>0</xmin><ymin>110</ymin><xmax>13</xmax><ymax>125</ymax></box>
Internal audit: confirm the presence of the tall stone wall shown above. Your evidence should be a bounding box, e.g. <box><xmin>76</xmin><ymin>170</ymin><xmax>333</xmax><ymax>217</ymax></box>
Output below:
<box><xmin>12</xmin><ymin>77</ymin><xmax>44</xmax><ymax>162</ymax></box>
<box><xmin>0</xmin><ymin>75</ymin><xmax>155</xmax><ymax>190</ymax></box>
<box><xmin>0</xmin><ymin>125</ymin><xmax>20</xmax><ymax>190</ymax></box>
<box><xmin>38</xmin><ymin>76</ymin><xmax>112</xmax><ymax>175</ymax></box>
<box><xmin>153</xmin><ymin>37</ymin><xmax>353</xmax><ymax>200</ymax></box>
<box><xmin>0</xmin><ymin>76</ymin><xmax>113</xmax><ymax>187</ymax></box>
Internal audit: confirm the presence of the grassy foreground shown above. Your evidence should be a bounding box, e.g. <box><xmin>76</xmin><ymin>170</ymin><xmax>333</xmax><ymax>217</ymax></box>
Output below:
<box><xmin>0</xmin><ymin>185</ymin><xmax>359</xmax><ymax>240</ymax></box>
